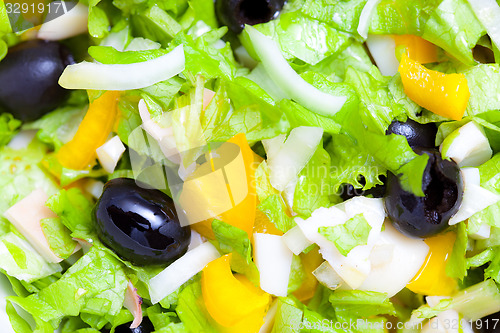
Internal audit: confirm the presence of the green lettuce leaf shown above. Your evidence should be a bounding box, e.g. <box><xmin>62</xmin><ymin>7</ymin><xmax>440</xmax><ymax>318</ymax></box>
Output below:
<box><xmin>0</xmin><ymin>113</ymin><xmax>20</xmax><ymax>147</ymax></box>
<box><xmin>0</xmin><ymin>233</ymin><xmax>62</xmax><ymax>283</ymax></box>
<box><xmin>293</xmin><ymin>146</ymin><xmax>333</xmax><ymax>217</ymax></box>
<box><xmin>271</xmin><ymin>298</ymin><xmax>303</xmax><ymax>333</ymax></box>
<box><xmin>319</xmin><ymin>214</ymin><xmax>372</xmax><ymax>256</ymax></box>
<box><xmin>369</xmin><ymin>0</ymin><xmax>438</xmax><ymax>35</ymax></box>
<box><xmin>445</xmin><ymin>224</ymin><xmax>468</xmax><ymax>280</ymax></box>
<box><xmin>40</xmin><ymin>218</ymin><xmax>79</xmax><ymax>260</ymax></box>
<box><xmin>251</xmin><ymin>11</ymin><xmax>352</xmax><ymax>65</ymax></box>
<box><xmin>258</xmin><ymin>194</ymin><xmax>295</xmax><ymax>233</ymax></box>
<box><xmin>211</xmin><ymin>219</ymin><xmax>251</xmax><ymax>263</ymax></box>
<box><xmin>328</xmin><ymin>290</ymin><xmax>396</xmax><ymax>321</ymax></box>
<box><xmin>8</xmin><ymin>247</ymin><xmax>128</xmax><ymax>330</ymax></box>
<box><xmin>88</xmin><ymin>46</ymin><xmax>168</xmax><ymax>64</ymax></box>
<box><xmin>23</xmin><ymin>106</ymin><xmax>85</xmax><ymax>151</ymax></box>
<box><xmin>131</xmin><ymin>5</ymin><xmax>182</xmax><ymax>45</ymax></box>
<box><xmin>46</xmin><ymin>189</ymin><xmax>96</xmax><ymax>241</ymax></box>
<box><xmin>422</xmin><ymin>0</ymin><xmax>485</xmax><ymax>65</ymax></box>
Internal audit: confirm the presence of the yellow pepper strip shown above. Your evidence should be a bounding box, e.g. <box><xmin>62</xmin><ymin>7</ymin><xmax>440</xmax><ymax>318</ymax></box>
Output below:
<box><xmin>393</xmin><ymin>35</ymin><xmax>438</xmax><ymax>64</ymax></box>
<box><xmin>406</xmin><ymin>232</ymin><xmax>458</xmax><ymax>296</ymax></box>
<box><xmin>192</xmin><ymin>133</ymin><xmax>257</xmax><ymax>239</ymax></box>
<box><xmin>202</xmin><ymin>254</ymin><xmax>271</xmax><ymax>328</ymax></box>
<box><xmin>399</xmin><ymin>53</ymin><xmax>470</xmax><ymax>121</ymax></box>
<box><xmin>293</xmin><ymin>248</ymin><xmax>323</xmax><ymax>302</ymax></box>
<box><xmin>57</xmin><ymin>91</ymin><xmax>120</xmax><ymax>170</ymax></box>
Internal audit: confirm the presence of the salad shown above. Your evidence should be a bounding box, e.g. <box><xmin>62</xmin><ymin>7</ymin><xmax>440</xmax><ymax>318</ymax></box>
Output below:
<box><xmin>1</xmin><ymin>0</ymin><xmax>500</xmax><ymax>332</ymax></box>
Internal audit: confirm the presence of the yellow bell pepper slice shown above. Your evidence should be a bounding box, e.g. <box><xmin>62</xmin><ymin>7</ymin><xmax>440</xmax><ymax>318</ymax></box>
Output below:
<box><xmin>202</xmin><ymin>254</ymin><xmax>271</xmax><ymax>328</ymax></box>
<box><xmin>393</xmin><ymin>35</ymin><xmax>438</xmax><ymax>64</ymax></box>
<box><xmin>192</xmin><ymin>133</ymin><xmax>257</xmax><ymax>239</ymax></box>
<box><xmin>406</xmin><ymin>232</ymin><xmax>458</xmax><ymax>296</ymax></box>
<box><xmin>57</xmin><ymin>91</ymin><xmax>120</xmax><ymax>170</ymax></box>
<box><xmin>398</xmin><ymin>53</ymin><xmax>470</xmax><ymax>121</ymax></box>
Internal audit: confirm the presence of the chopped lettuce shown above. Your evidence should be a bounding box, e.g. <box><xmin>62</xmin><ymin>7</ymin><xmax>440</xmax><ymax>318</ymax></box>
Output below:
<box><xmin>40</xmin><ymin>218</ymin><xmax>79</xmax><ymax>260</ymax></box>
<box><xmin>8</xmin><ymin>247</ymin><xmax>128</xmax><ymax>331</ymax></box>
<box><xmin>0</xmin><ymin>113</ymin><xmax>20</xmax><ymax>147</ymax></box>
<box><xmin>211</xmin><ymin>219</ymin><xmax>251</xmax><ymax>263</ymax></box>
<box><xmin>422</xmin><ymin>0</ymin><xmax>485</xmax><ymax>65</ymax></box>
<box><xmin>258</xmin><ymin>194</ymin><xmax>295</xmax><ymax>233</ymax></box>
<box><xmin>445</xmin><ymin>223</ymin><xmax>468</xmax><ymax>280</ymax></box>
<box><xmin>328</xmin><ymin>290</ymin><xmax>396</xmax><ymax>321</ymax></box>
<box><xmin>319</xmin><ymin>214</ymin><xmax>372</xmax><ymax>256</ymax></box>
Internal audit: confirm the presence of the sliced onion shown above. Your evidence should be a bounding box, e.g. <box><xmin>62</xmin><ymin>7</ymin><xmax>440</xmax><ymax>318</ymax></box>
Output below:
<box><xmin>125</xmin><ymin>38</ymin><xmax>161</xmax><ymax>51</ymax></box>
<box><xmin>365</xmin><ymin>35</ymin><xmax>399</xmax><ymax>76</ymax></box>
<box><xmin>245</xmin><ymin>26</ymin><xmax>347</xmax><ymax>117</ymax></box>
<box><xmin>253</xmin><ymin>233</ymin><xmax>293</xmax><ymax>297</ymax></box>
<box><xmin>282</xmin><ymin>226</ymin><xmax>312</xmax><ymax>255</ymax></box>
<box><xmin>312</xmin><ymin>261</ymin><xmax>343</xmax><ymax>290</ymax></box>
<box><xmin>357</xmin><ymin>0</ymin><xmax>382</xmax><ymax>39</ymax></box>
<box><xmin>266</xmin><ymin>127</ymin><xmax>323</xmax><ymax>191</ymax></box>
<box><xmin>100</xmin><ymin>27</ymin><xmax>130</xmax><ymax>51</ymax></box>
<box><xmin>83</xmin><ymin>179</ymin><xmax>104</xmax><ymax>199</ymax></box>
<box><xmin>123</xmin><ymin>281</ymin><xmax>143</xmax><ymax>329</ymax></box>
<box><xmin>37</xmin><ymin>2</ymin><xmax>88</xmax><ymax>41</ymax></box>
<box><xmin>258</xmin><ymin>300</ymin><xmax>278</xmax><ymax>333</ymax></box>
<box><xmin>7</xmin><ymin>130</ymin><xmax>37</xmax><ymax>150</ymax></box>
<box><xmin>96</xmin><ymin>136</ymin><xmax>126</xmax><ymax>174</ymax></box>
<box><xmin>149</xmin><ymin>242</ymin><xmax>220</xmax><ymax>304</ymax></box>
<box><xmin>59</xmin><ymin>45</ymin><xmax>185</xmax><ymax>90</ymax></box>
<box><xmin>467</xmin><ymin>0</ymin><xmax>500</xmax><ymax>50</ymax></box>
<box><xmin>449</xmin><ymin>168</ymin><xmax>500</xmax><ymax>225</ymax></box>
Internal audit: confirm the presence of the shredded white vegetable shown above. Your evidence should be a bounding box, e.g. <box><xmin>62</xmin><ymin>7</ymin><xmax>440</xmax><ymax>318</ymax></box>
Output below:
<box><xmin>357</xmin><ymin>0</ymin><xmax>382</xmax><ymax>39</ymax></box>
<box><xmin>59</xmin><ymin>45</ymin><xmax>185</xmax><ymax>90</ymax></box>
<box><xmin>246</xmin><ymin>26</ymin><xmax>347</xmax><ymax>117</ymax></box>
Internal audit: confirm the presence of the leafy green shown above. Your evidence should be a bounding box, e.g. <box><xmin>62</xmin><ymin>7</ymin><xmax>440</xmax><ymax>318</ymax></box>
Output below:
<box><xmin>271</xmin><ymin>298</ymin><xmax>303</xmax><ymax>333</ymax></box>
<box><xmin>252</xmin><ymin>11</ymin><xmax>352</xmax><ymax>65</ymax></box>
<box><xmin>0</xmin><ymin>233</ymin><xmax>62</xmax><ymax>283</ymax></box>
<box><xmin>88</xmin><ymin>5</ymin><xmax>110</xmax><ymax>39</ymax></box>
<box><xmin>463</xmin><ymin>64</ymin><xmax>500</xmax><ymax>117</ymax></box>
<box><xmin>445</xmin><ymin>224</ymin><xmax>468</xmax><ymax>280</ymax></box>
<box><xmin>288</xmin><ymin>255</ymin><xmax>306</xmax><ymax>294</ymax></box>
<box><xmin>293</xmin><ymin>147</ymin><xmax>333</xmax><ymax>217</ymax></box>
<box><xmin>40</xmin><ymin>218</ymin><xmax>79</xmax><ymax>260</ymax></box>
<box><xmin>8</xmin><ymin>247</ymin><xmax>128</xmax><ymax>330</ymax></box>
<box><xmin>131</xmin><ymin>5</ymin><xmax>182</xmax><ymax>46</ymax></box>
<box><xmin>300</xmin><ymin>0</ymin><xmax>367</xmax><ymax>35</ymax></box>
<box><xmin>46</xmin><ymin>189</ymin><xmax>96</xmax><ymax>241</ymax></box>
<box><xmin>258</xmin><ymin>194</ymin><xmax>295</xmax><ymax>233</ymax></box>
<box><xmin>422</xmin><ymin>0</ymin><xmax>485</xmax><ymax>65</ymax></box>
<box><xmin>369</xmin><ymin>0</ymin><xmax>438</xmax><ymax>35</ymax></box>
<box><xmin>319</xmin><ymin>214</ymin><xmax>372</xmax><ymax>256</ymax></box>
<box><xmin>0</xmin><ymin>113</ymin><xmax>20</xmax><ymax>147</ymax></box>
<box><xmin>211</xmin><ymin>219</ymin><xmax>251</xmax><ymax>263</ymax></box>
<box><xmin>88</xmin><ymin>46</ymin><xmax>167</xmax><ymax>64</ymax></box>
<box><xmin>24</xmin><ymin>107</ymin><xmax>85</xmax><ymax>151</ymax></box>
<box><xmin>328</xmin><ymin>290</ymin><xmax>396</xmax><ymax>321</ymax></box>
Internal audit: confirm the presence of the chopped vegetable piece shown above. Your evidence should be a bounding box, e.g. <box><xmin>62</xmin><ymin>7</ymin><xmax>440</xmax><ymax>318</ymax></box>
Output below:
<box><xmin>393</xmin><ymin>35</ymin><xmax>438</xmax><ymax>64</ymax></box>
<box><xmin>398</xmin><ymin>53</ymin><xmax>470</xmax><ymax>121</ymax></box>
<box><xmin>57</xmin><ymin>91</ymin><xmax>120</xmax><ymax>170</ymax></box>
<box><xmin>201</xmin><ymin>254</ymin><xmax>270</xmax><ymax>328</ymax></box>
<box><xmin>406</xmin><ymin>232</ymin><xmax>458</xmax><ymax>296</ymax></box>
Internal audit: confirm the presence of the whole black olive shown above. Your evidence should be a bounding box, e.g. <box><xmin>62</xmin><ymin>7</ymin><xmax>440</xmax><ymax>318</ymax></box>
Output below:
<box><xmin>385</xmin><ymin>149</ymin><xmax>463</xmax><ymax>238</ymax></box>
<box><xmin>386</xmin><ymin>119</ymin><xmax>437</xmax><ymax>149</ymax></box>
<box><xmin>339</xmin><ymin>175</ymin><xmax>387</xmax><ymax>201</ymax></box>
<box><xmin>114</xmin><ymin>317</ymin><xmax>154</xmax><ymax>333</ymax></box>
<box><xmin>94</xmin><ymin>178</ymin><xmax>191</xmax><ymax>266</ymax></box>
<box><xmin>0</xmin><ymin>40</ymin><xmax>74</xmax><ymax>122</ymax></box>
<box><xmin>215</xmin><ymin>0</ymin><xmax>285</xmax><ymax>34</ymax></box>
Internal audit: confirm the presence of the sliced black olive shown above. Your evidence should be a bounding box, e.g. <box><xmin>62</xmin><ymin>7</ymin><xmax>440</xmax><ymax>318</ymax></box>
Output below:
<box><xmin>339</xmin><ymin>175</ymin><xmax>387</xmax><ymax>201</ymax></box>
<box><xmin>0</xmin><ymin>40</ymin><xmax>74</xmax><ymax>122</ymax></box>
<box><xmin>385</xmin><ymin>148</ymin><xmax>463</xmax><ymax>238</ymax></box>
<box><xmin>114</xmin><ymin>317</ymin><xmax>154</xmax><ymax>333</ymax></box>
<box><xmin>386</xmin><ymin>119</ymin><xmax>437</xmax><ymax>149</ymax></box>
<box><xmin>94</xmin><ymin>178</ymin><xmax>191</xmax><ymax>266</ymax></box>
<box><xmin>215</xmin><ymin>0</ymin><xmax>285</xmax><ymax>34</ymax></box>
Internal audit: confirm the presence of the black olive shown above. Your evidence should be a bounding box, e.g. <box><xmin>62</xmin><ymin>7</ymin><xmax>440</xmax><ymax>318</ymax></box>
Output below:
<box><xmin>114</xmin><ymin>317</ymin><xmax>155</xmax><ymax>333</ymax></box>
<box><xmin>215</xmin><ymin>0</ymin><xmax>285</xmax><ymax>34</ymax></box>
<box><xmin>0</xmin><ymin>40</ymin><xmax>74</xmax><ymax>122</ymax></box>
<box><xmin>94</xmin><ymin>178</ymin><xmax>191</xmax><ymax>266</ymax></box>
<box><xmin>385</xmin><ymin>148</ymin><xmax>463</xmax><ymax>238</ymax></box>
<box><xmin>386</xmin><ymin>119</ymin><xmax>437</xmax><ymax>149</ymax></box>
<box><xmin>339</xmin><ymin>175</ymin><xmax>387</xmax><ymax>201</ymax></box>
